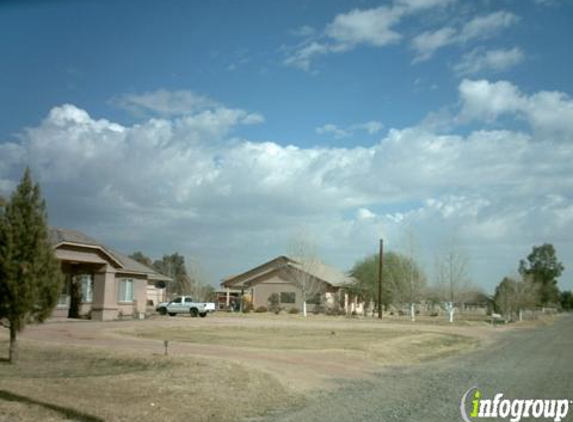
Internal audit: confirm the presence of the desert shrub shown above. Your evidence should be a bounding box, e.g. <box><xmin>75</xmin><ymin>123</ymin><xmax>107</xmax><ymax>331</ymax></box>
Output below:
<box><xmin>242</xmin><ymin>303</ymin><xmax>253</xmax><ymax>313</ymax></box>
<box><xmin>255</xmin><ymin>306</ymin><xmax>268</xmax><ymax>313</ymax></box>
<box><xmin>268</xmin><ymin>293</ymin><xmax>280</xmax><ymax>313</ymax></box>
<box><xmin>288</xmin><ymin>307</ymin><xmax>299</xmax><ymax>314</ymax></box>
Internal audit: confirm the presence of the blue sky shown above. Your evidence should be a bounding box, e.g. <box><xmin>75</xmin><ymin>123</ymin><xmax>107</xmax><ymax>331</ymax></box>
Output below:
<box><xmin>1</xmin><ymin>0</ymin><xmax>572</xmax><ymax>293</ymax></box>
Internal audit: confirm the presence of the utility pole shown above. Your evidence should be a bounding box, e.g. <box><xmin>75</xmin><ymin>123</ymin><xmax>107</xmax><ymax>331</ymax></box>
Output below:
<box><xmin>378</xmin><ymin>239</ymin><xmax>383</xmax><ymax>319</ymax></box>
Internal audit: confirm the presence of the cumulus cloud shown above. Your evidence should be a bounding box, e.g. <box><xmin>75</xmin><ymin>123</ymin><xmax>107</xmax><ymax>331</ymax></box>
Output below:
<box><xmin>325</xmin><ymin>6</ymin><xmax>403</xmax><ymax>49</ymax></box>
<box><xmin>458</xmin><ymin>79</ymin><xmax>573</xmax><ymax>137</ymax></box>
<box><xmin>1</xmin><ymin>82</ymin><xmax>572</xmax><ymax>290</ymax></box>
<box><xmin>411</xmin><ymin>11</ymin><xmax>520</xmax><ymax>62</ymax></box>
<box><xmin>453</xmin><ymin>47</ymin><xmax>525</xmax><ymax>76</ymax></box>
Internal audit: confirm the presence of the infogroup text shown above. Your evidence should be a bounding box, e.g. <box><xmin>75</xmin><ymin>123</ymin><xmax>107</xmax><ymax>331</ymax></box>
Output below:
<box><xmin>460</xmin><ymin>387</ymin><xmax>571</xmax><ymax>422</ymax></box>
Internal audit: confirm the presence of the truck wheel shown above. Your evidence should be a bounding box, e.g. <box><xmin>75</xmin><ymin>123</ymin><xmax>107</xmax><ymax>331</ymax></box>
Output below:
<box><xmin>158</xmin><ymin>308</ymin><xmax>167</xmax><ymax>315</ymax></box>
<box><xmin>199</xmin><ymin>312</ymin><xmax>207</xmax><ymax>318</ymax></box>
<box><xmin>168</xmin><ymin>312</ymin><xmax>176</xmax><ymax>317</ymax></box>
<box><xmin>190</xmin><ymin>308</ymin><xmax>199</xmax><ymax>318</ymax></box>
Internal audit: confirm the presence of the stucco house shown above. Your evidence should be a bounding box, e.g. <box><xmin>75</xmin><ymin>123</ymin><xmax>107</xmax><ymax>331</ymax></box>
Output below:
<box><xmin>49</xmin><ymin>227</ymin><xmax>171</xmax><ymax>321</ymax></box>
<box><xmin>221</xmin><ymin>255</ymin><xmax>356</xmax><ymax>312</ymax></box>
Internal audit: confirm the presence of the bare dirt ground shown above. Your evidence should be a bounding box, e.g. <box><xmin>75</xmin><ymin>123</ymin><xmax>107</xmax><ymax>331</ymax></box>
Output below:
<box><xmin>0</xmin><ymin>313</ymin><xmax>526</xmax><ymax>422</ymax></box>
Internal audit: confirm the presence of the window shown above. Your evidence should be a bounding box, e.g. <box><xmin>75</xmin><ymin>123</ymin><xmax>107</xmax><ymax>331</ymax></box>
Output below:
<box><xmin>58</xmin><ymin>278</ymin><xmax>70</xmax><ymax>306</ymax></box>
<box><xmin>280</xmin><ymin>292</ymin><xmax>296</xmax><ymax>304</ymax></box>
<box><xmin>184</xmin><ymin>297</ymin><xmax>193</xmax><ymax>303</ymax></box>
<box><xmin>77</xmin><ymin>274</ymin><xmax>94</xmax><ymax>303</ymax></box>
<box><xmin>118</xmin><ymin>279</ymin><xmax>134</xmax><ymax>302</ymax></box>
<box><xmin>172</xmin><ymin>297</ymin><xmax>182</xmax><ymax>304</ymax></box>
<box><xmin>307</xmin><ymin>293</ymin><xmax>321</xmax><ymax>305</ymax></box>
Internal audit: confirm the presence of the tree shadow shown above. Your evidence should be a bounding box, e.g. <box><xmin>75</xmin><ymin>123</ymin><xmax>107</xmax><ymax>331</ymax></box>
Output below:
<box><xmin>0</xmin><ymin>390</ymin><xmax>104</xmax><ymax>422</ymax></box>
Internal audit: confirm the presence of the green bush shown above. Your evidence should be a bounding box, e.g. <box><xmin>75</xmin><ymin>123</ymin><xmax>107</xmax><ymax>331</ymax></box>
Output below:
<box><xmin>255</xmin><ymin>306</ymin><xmax>268</xmax><ymax>313</ymax></box>
<box><xmin>288</xmin><ymin>307</ymin><xmax>299</xmax><ymax>314</ymax></box>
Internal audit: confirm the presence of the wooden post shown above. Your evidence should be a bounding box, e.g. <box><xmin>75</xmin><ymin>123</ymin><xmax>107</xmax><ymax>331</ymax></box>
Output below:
<box><xmin>378</xmin><ymin>239</ymin><xmax>383</xmax><ymax>319</ymax></box>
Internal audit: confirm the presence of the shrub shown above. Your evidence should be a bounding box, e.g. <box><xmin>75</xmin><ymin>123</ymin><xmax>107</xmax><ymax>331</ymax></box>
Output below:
<box><xmin>255</xmin><ymin>306</ymin><xmax>268</xmax><ymax>313</ymax></box>
<box><xmin>267</xmin><ymin>293</ymin><xmax>280</xmax><ymax>313</ymax></box>
<box><xmin>288</xmin><ymin>307</ymin><xmax>299</xmax><ymax>314</ymax></box>
<box><xmin>242</xmin><ymin>303</ymin><xmax>253</xmax><ymax>313</ymax></box>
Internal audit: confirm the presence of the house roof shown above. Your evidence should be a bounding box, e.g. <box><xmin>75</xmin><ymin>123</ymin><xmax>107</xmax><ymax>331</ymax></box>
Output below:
<box><xmin>49</xmin><ymin>227</ymin><xmax>172</xmax><ymax>281</ymax></box>
<box><xmin>221</xmin><ymin>255</ymin><xmax>355</xmax><ymax>289</ymax></box>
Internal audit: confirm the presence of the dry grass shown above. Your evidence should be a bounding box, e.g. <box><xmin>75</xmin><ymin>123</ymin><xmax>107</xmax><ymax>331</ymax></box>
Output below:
<box><xmin>0</xmin><ymin>340</ymin><xmax>298</xmax><ymax>422</ymax></box>
<box><xmin>127</xmin><ymin>324</ymin><xmax>479</xmax><ymax>364</ymax></box>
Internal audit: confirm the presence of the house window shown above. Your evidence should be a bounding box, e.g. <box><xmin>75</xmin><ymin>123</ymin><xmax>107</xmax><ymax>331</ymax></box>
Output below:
<box><xmin>280</xmin><ymin>292</ymin><xmax>296</xmax><ymax>304</ymax></box>
<box><xmin>118</xmin><ymin>279</ymin><xmax>134</xmax><ymax>303</ymax></box>
<box><xmin>58</xmin><ymin>278</ymin><xmax>70</xmax><ymax>307</ymax></box>
<box><xmin>307</xmin><ymin>293</ymin><xmax>321</xmax><ymax>305</ymax></box>
<box><xmin>77</xmin><ymin>274</ymin><xmax>94</xmax><ymax>303</ymax></box>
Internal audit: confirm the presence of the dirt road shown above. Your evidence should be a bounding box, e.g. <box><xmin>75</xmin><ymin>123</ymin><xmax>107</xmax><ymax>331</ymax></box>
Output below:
<box><xmin>261</xmin><ymin>315</ymin><xmax>573</xmax><ymax>422</ymax></box>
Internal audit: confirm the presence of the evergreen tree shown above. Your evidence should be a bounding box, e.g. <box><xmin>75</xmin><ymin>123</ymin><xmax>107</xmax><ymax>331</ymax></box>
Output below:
<box><xmin>0</xmin><ymin>168</ymin><xmax>63</xmax><ymax>363</ymax></box>
<box><xmin>153</xmin><ymin>253</ymin><xmax>192</xmax><ymax>296</ymax></box>
<box><xmin>129</xmin><ymin>251</ymin><xmax>154</xmax><ymax>268</ymax></box>
<box><xmin>519</xmin><ymin>244</ymin><xmax>564</xmax><ymax>305</ymax></box>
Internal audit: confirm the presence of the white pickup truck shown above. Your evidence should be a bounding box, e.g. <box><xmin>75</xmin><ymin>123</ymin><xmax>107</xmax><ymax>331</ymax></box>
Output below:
<box><xmin>156</xmin><ymin>296</ymin><xmax>216</xmax><ymax>318</ymax></box>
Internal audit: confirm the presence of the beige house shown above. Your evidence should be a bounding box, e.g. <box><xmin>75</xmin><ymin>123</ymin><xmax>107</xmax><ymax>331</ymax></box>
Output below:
<box><xmin>221</xmin><ymin>256</ymin><xmax>356</xmax><ymax>312</ymax></box>
<box><xmin>49</xmin><ymin>227</ymin><xmax>171</xmax><ymax>321</ymax></box>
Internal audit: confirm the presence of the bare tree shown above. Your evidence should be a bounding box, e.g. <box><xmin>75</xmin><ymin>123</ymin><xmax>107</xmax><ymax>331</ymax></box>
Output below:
<box><xmin>434</xmin><ymin>236</ymin><xmax>471</xmax><ymax>323</ymax></box>
<box><xmin>186</xmin><ymin>257</ymin><xmax>216</xmax><ymax>302</ymax></box>
<box><xmin>287</xmin><ymin>229</ymin><xmax>324</xmax><ymax>317</ymax></box>
<box><xmin>398</xmin><ymin>228</ymin><xmax>427</xmax><ymax>321</ymax></box>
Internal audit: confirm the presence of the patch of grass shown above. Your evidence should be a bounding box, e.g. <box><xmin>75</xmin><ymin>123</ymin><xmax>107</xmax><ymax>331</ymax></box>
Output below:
<box><xmin>128</xmin><ymin>325</ymin><xmax>478</xmax><ymax>364</ymax></box>
<box><xmin>1</xmin><ymin>343</ymin><xmax>170</xmax><ymax>379</ymax></box>
<box><xmin>129</xmin><ymin>325</ymin><xmax>407</xmax><ymax>350</ymax></box>
<box><xmin>0</xmin><ymin>340</ymin><xmax>297</xmax><ymax>422</ymax></box>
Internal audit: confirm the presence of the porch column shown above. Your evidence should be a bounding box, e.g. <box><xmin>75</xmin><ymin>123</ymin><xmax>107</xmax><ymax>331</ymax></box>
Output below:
<box><xmin>226</xmin><ymin>288</ymin><xmax>230</xmax><ymax>307</ymax></box>
<box><xmin>344</xmin><ymin>293</ymin><xmax>349</xmax><ymax>314</ymax></box>
<box><xmin>91</xmin><ymin>269</ymin><xmax>118</xmax><ymax>321</ymax></box>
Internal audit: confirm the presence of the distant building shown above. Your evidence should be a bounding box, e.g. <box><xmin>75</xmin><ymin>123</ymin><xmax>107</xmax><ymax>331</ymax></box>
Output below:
<box><xmin>221</xmin><ymin>255</ymin><xmax>356</xmax><ymax>312</ymax></box>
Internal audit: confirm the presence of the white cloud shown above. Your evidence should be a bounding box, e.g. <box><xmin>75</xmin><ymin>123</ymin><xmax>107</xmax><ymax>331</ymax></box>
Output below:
<box><xmin>325</xmin><ymin>6</ymin><xmax>403</xmax><ymax>49</ymax></box>
<box><xmin>1</xmin><ymin>82</ymin><xmax>572</xmax><ymax>291</ymax></box>
<box><xmin>284</xmin><ymin>0</ymin><xmax>456</xmax><ymax>70</ymax></box>
<box><xmin>111</xmin><ymin>89</ymin><xmax>220</xmax><ymax>116</ymax></box>
<box><xmin>316</xmin><ymin>124</ymin><xmax>349</xmax><ymax>139</ymax></box>
<box><xmin>411</xmin><ymin>11</ymin><xmax>520</xmax><ymax>62</ymax></box>
<box><xmin>356</xmin><ymin>207</ymin><xmax>376</xmax><ymax>220</ymax></box>
<box><xmin>453</xmin><ymin>47</ymin><xmax>525</xmax><ymax>76</ymax></box>
<box><xmin>411</xmin><ymin>27</ymin><xmax>457</xmax><ymax>62</ymax></box>
<box><xmin>459</xmin><ymin>79</ymin><xmax>573</xmax><ymax>136</ymax></box>
<box><xmin>283</xmin><ymin>41</ymin><xmax>330</xmax><ymax>71</ymax></box>
<box><xmin>316</xmin><ymin>120</ymin><xmax>384</xmax><ymax>139</ymax></box>
<box><xmin>458</xmin><ymin>11</ymin><xmax>520</xmax><ymax>43</ymax></box>
<box><xmin>351</xmin><ymin>121</ymin><xmax>384</xmax><ymax>134</ymax></box>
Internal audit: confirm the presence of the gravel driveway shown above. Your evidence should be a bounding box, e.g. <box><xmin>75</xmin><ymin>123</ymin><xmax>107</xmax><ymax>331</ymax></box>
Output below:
<box><xmin>261</xmin><ymin>315</ymin><xmax>573</xmax><ymax>422</ymax></box>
